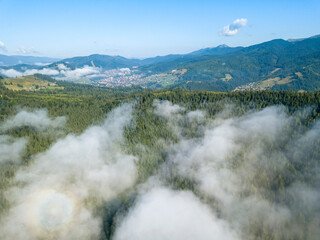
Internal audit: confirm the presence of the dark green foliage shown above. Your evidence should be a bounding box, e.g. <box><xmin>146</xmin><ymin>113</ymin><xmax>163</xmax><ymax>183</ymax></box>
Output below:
<box><xmin>139</xmin><ymin>36</ymin><xmax>320</xmax><ymax>91</ymax></box>
<box><xmin>1</xmin><ymin>83</ymin><xmax>320</xmax><ymax>239</ymax></box>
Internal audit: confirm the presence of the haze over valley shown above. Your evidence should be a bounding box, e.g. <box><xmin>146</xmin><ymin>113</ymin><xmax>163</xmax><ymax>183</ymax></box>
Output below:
<box><xmin>1</xmin><ymin>34</ymin><xmax>320</xmax><ymax>91</ymax></box>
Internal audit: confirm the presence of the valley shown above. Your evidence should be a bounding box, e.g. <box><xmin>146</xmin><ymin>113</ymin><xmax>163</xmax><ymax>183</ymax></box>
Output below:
<box><xmin>1</xmin><ymin>35</ymin><xmax>320</xmax><ymax>92</ymax></box>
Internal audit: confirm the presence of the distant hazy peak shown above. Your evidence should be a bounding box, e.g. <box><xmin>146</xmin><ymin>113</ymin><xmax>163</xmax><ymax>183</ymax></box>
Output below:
<box><xmin>287</xmin><ymin>34</ymin><xmax>320</xmax><ymax>42</ymax></box>
<box><xmin>217</xmin><ymin>44</ymin><xmax>229</xmax><ymax>48</ymax></box>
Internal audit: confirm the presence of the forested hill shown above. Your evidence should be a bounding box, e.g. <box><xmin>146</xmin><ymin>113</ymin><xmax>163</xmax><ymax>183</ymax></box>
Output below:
<box><xmin>56</xmin><ymin>54</ymin><xmax>142</xmax><ymax>69</ymax></box>
<box><xmin>53</xmin><ymin>45</ymin><xmax>244</xmax><ymax>69</ymax></box>
<box><xmin>55</xmin><ymin>34</ymin><xmax>320</xmax><ymax>91</ymax></box>
<box><xmin>1</xmin><ymin>80</ymin><xmax>320</xmax><ymax>153</ymax></box>
<box><xmin>1</xmin><ymin>34</ymin><xmax>320</xmax><ymax>91</ymax></box>
<box><xmin>139</xmin><ymin>35</ymin><xmax>320</xmax><ymax>91</ymax></box>
<box><xmin>0</xmin><ymin>82</ymin><xmax>319</xmax><ymax>239</ymax></box>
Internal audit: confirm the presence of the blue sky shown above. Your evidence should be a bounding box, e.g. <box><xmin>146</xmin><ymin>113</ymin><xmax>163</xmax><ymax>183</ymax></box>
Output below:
<box><xmin>1</xmin><ymin>0</ymin><xmax>319</xmax><ymax>58</ymax></box>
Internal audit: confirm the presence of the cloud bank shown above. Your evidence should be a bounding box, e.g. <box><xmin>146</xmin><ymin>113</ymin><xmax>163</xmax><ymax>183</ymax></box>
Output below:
<box><xmin>0</xmin><ymin>41</ymin><xmax>7</xmax><ymax>52</ymax></box>
<box><xmin>16</xmin><ymin>46</ymin><xmax>39</xmax><ymax>55</ymax></box>
<box><xmin>221</xmin><ymin>18</ymin><xmax>248</xmax><ymax>36</ymax></box>
<box><xmin>57</xmin><ymin>64</ymin><xmax>104</xmax><ymax>80</ymax></box>
<box><xmin>148</xmin><ymin>100</ymin><xmax>320</xmax><ymax>239</ymax></box>
<box><xmin>0</xmin><ymin>100</ymin><xmax>319</xmax><ymax>240</ymax></box>
<box><xmin>1</xmin><ymin>109</ymin><xmax>66</xmax><ymax>132</ymax></box>
<box><xmin>0</xmin><ymin>135</ymin><xmax>27</xmax><ymax>163</ymax></box>
<box><xmin>114</xmin><ymin>187</ymin><xmax>238</xmax><ymax>240</ymax></box>
<box><xmin>0</xmin><ymin>104</ymin><xmax>137</xmax><ymax>240</ymax></box>
<box><xmin>0</xmin><ymin>68</ymin><xmax>59</xmax><ymax>78</ymax></box>
<box><xmin>0</xmin><ymin>64</ymin><xmax>105</xmax><ymax>81</ymax></box>
<box><xmin>0</xmin><ymin>109</ymin><xmax>66</xmax><ymax>164</ymax></box>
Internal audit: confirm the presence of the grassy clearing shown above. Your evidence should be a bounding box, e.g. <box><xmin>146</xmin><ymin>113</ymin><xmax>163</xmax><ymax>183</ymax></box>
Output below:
<box><xmin>146</xmin><ymin>74</ymin><xmax>179</xmax><ymax>88</ymax></box>
<box><xmin>259</xmin><ymin>76</ymin><xmax>294</xmax><ymax>88</ymax></box>
<box><xmin>270</xmin><ymin>68</ymin><xmax>281</xmax><ymax>74</ymax></box>
<box><xmin>295</xmin><ymin>72</ymin><xmax>303</xmax><ymax>79</ymax></box>
<box><xmin>1</xmin><ymin>75</ymin><xmax>64</xmax><ymax>91</ymax></box>
<box><xmin>221</xmin><ymin>73</ymin><xmax>233</xmax><ymax>82</ymax></box>
<box><xmin>277</xmin><ymin>76</ymin><xmax>294</xmax><ymax>84</ymax></box>
<box><xmin>260</xmin><ymin>77</ymin><xmax>281</xmax><ymax>88</ymax></box>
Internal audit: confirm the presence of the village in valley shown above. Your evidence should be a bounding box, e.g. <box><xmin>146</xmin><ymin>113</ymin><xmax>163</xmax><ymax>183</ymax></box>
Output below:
<box><xmin>92</xmin><ymin>68</ymin><xmax>179</xmax><ymax>89</ymax></box>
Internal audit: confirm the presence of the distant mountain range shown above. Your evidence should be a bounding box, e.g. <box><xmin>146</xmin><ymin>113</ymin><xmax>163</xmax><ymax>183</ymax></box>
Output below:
<box><xmin>1</xmin><ymin>34</ymin><xmax>320</xmax><ymax>91</ymax></box>
<box><xmin>52</xmin><ymin>44</ymin><xmax>244</xmax><ymax>69</ymax></box>
<box><xmin>0</xmin><ymin>55</ymin><xmax>60</xmax><ymax>66</ymax></box>
<box><xmin>0</xmin><ymin>44</ymin><xmax>246</xmax><ymax>69</ymax></box>
<box><xmin>173</xmin><ymin>35</ymin><xmax>320</xmax><ymax>91</ymax></box>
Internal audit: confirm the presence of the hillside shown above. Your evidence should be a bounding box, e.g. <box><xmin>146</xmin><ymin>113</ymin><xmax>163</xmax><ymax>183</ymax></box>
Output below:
<box><xmin>0</xmin><ymin>74</ymin><xmax>63</xmax><ymax>91</ymax></box>
<box><xmin>57</xmin><ymin>54</ymin><xmax>142</xmax><ymax>69</ymax></box>
<box><xmin>0</xmin><ymin>84</ymin><xmax>319</xmax><ymax>240</ymax></box>
<box><xmin>0</xmin><ymin>34</ymin><xmax>319</xmax><ymax>91</ymax></box>
<box><xmin>140</xmin><ymin>35</ymin><xmax>320</xmax><ymax>91</ymax></box>
<box><xmin>55</xmin><ymin>45</ymin><xmax>245</xmax><ymax>69</ymax></box>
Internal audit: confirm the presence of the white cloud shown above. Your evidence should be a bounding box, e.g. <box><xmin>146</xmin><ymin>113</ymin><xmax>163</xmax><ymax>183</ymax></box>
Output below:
<box><xmin>0</xmin><ymin>63</ymin><xmax>109</xmax><ymax>81</ymax></box>
<box><xmin>34</xmin><ymin>62</ymin><xmax>52</xmax><ymax>66</ymax></box>
<box><xmin>0</xmin><ymin>135</ymin><xmax>27</xmax><ymax>163</ymax></box>
<box><xmin>0</xmin><ymin>104</ymin><xmax>137</xmax><ymax>240</ymax></box>
<box><xmin>24</xmin><ymin>68</ymin><xmax>60</xmax><ymax>76</ymax></box>
<box><xmin>0</xmin><ymin>41</ymin><xmax>7</xmax><ymax>52</ymax></box>
<box><xmin>16</xmin><ymin>46</ymin><xmax>39</xmax><ymax>55</ymax></box>
<box><xmin>1</xmin><ymin>109</ymin><xmax>66</xmax><ymax>131</ymax></box>
<box><xmin>153</xmin><ymin>100</ymin><xmax>320</xmax><ymax>239</ymax></box>
<box><xmin>0</xmin><ymin>68</ymin><xmax>60</xmax><ymax>78</ymax></box>
<box><xmin>59</xmin><ymin>65</ymin><xmax>101</xmax><ymax>80</ymax></box>
<box><xmin>114</xmin><ymin>187</ymin><xmax>238</xmax><ymax>240</ymax></box>
<box><xmin>153</xmin><ymin>99</ymin><xmax>185</xmax><ymax>118</ymax></box>
<box><xmin>57</xmin><ymin>64</ymin><xmax>69</xmax><ymax>70</ymax></box>
<box><xmin>0</xmin><ymin>100</ymin><xmax>319</xmax><ymax>240</ymax></box>
<box><xmin>221</xmin><ymin>18</ymin><xmax>248</xmax><ymax>36</ymax></box>
<box><xmin>0</xmin><ymin>69</ymin><xmax>23</xmax><ymax>78</ymax></box>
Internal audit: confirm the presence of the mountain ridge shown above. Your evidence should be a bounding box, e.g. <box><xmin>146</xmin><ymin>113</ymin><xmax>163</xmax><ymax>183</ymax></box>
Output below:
<box><xmin>0</xmin><ymin>55</ymin><xmax>60</xmax><ymax>66</ymax></box>
<box><xmin>1</xmin><ymin>34</ymin><xmax>320</xmax><ymax>91</ymax></box>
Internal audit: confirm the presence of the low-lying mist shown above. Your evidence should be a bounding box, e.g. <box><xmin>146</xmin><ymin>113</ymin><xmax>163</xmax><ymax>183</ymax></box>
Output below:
<box><xmin>0</xmin><ymin>64</ymin><xmax>108</xmax><ymax>81</ymax></box>
<box><xmin>0</xmin><ymin>104</ymin><xmax>137</xmax><ymax>239</ymax></box>
<box><xmin>0</xmin><ymin>100</ymin><xmax>319</xmax><ymax>240</ymax></box>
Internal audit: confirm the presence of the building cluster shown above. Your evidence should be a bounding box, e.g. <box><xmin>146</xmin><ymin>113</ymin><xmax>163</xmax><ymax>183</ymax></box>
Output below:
<box><xmin>92</xmin><ymin>68</ymin><xmax>177</xmax><ymax>88</ymax></box>
<box><xmin>94</xmin><ymin>68</ymin><xmax>145</xmax><ymax>87</ymax></box>
<box><xmin>234</xmin><ymin>82</ymin><xmax>267</xmax><ymax>91</ymax></box>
